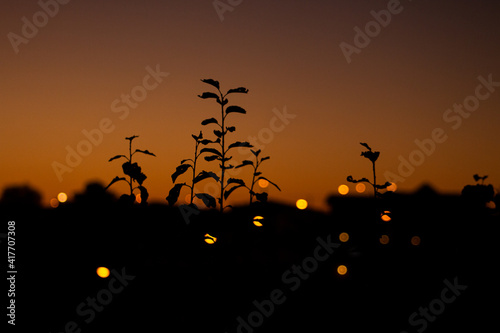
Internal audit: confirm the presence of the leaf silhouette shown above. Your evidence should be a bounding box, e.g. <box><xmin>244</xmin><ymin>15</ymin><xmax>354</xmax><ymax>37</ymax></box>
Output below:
<box><xmin>126</xmin><ymin>135</ymin><xmax>139</xmax><ymax>141</ymax></box>
<box><xmin>195</xmin><ymin>193</ymin><xmax>216</xmax><ymax>208</ymax></box>
<box><xmin>235</xmin><ymin>160</ymin><xmax>253</xmax><ymax>168</ymax></box>
<box><xmin>227</xmin><ymin>178</ymin><xmax>246</xmax><ymax>186</ymax></box>
<box><xmin>226</xmin><ymin>105</ymin><xmax>246</xmax><ymax>115</ymax></box>
<box><xmin>194</xmin><ymin>171</ymin><xmax>220</xmax><ymax>184</ymax></box>
<box><xmin>257</xmin><ymin>176</ymin><xmax>281</xmax><ymax>191</ymax></box>
<box><xmin>360</xmin><ymin>142</ymin><xmax>372</xmax><ymax>151</ymax></box>
<box><xmin>214</xmin><ymin>130</ymin><xmax>223</xmax><ymax>138</ymax></box>
<box><xmin>105</xmin><ymin>176</ymin><xmax>127</xmax><ymax>190</ymax></box>
<box><xmin>260</xmin><ymin>156</ymin><xmax>270</xmax><ymax>163</ymax></box>
<box><xmin>200</xmin><ymin>147</ymin><xmax>222</xmax><ymax>157</ymax></box>
<box><xmin>361</xmin><ymin>151</ymin><xmax>379</xmax><ymax>163</ymax></box>
<box><xmin>109</xmin><ymin>155</ymin><xmax>127</xmax><ymax>162</ymax></box>
<box><xmin>254</xmin><ymin>192</ymin><xmax>268</xmax><ymax>203</ymax></box>
<box><xmin>201</xmin><ymin>118</ymin><xmax>219</xmax><ymax>126</ymax></box>
<box><xmin>224</xmin><ymin>184</ymin><xmax>244</xmax><ymax>200</ymax></box>
<box><xmin>198</xmin><ymin>92</ymin><xmax>221</xmax><ymax>104</ymax></box>
<box><xmin>134</xmin><ymin>149</ymin><xmax>156</xmax><ymax>157</ymax></box>
<box><xmin>204</xmin><ymin>155</ymin><xmax>219</xmax><ymax>162</ymax></box>
<box><xmin>250</xmin><ymin>149</ymin><xmax>261</xmax><ymax>157</ymax></box>
<box><xmin>228</xmin><ymin>141</ymin><xmax>253</xmax><ymax>150</ymax></box>
<box><xmin>201</xmin><ymin>79</ymin><xmax>220</xmax><ymax>90</ymax></box>
<box><xmin>137</xmin><ymin>186</ymin><xmax>149</xmax><ymax>205</ymax></box>
<box><xmin>180</xmin><ymin>158</ymin><xmax>193</xmax><ymax>164</ymax></box>
<box><xmin>226</xmin><ymin>87</ymin><xmax>248</xmax><ymax>95</ymax></box>
<box><xmin>171</xmin><ymin>164</ymin><xmax>191</xmax><ymax>183</ymax></box>
<box><xmin>226</xmin><ymin>126</ymin><xmax>236</xmax><ymax>132</ymax></box>
<box><xmin>375</xmin><ymin>182</ymin><xmax>392</xmax><ymax>190</ymax></box>
<box><xmin>166</xmin><ymin>183</ymin><xmax>186</xmax><ymax>206</ymax></box>
<box><xmin>347</xmin><ymin>175</ymin><xmax>370</xmax><ymax>183</ymax></box>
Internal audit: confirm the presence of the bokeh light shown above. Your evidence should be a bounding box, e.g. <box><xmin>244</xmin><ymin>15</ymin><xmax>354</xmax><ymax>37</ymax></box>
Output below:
<box><xmin>135</xmin><ymin>193</ymin><xmax>142</xmax><ymax>204</ymax></box>
<box><xmin>381</xmin><ymin>211</ymin><xmax>391</xmax><ymax>222</ymax></box>
<box><xmin>411</xmin><ymin>236</ymin><xmax>421</xmax><ymax>246</ymax></box>
<box><xmin>355</xmin><ymin>183</ymin><xmax>366</xmax><ymax>193</ymax></box>
<box><xmin>386</xmin><ymin>182</ymin><xmax>398</xmax><ymax>192</ymax></box>
<box><xmin>338</xmin><ymin>184</ymin><xmax>349</xmax><ymax>195</ymax></box>
<box><xmin>253</xmin><ymin>216</ymin><xmax>264</xmax><ymax>227</ymax></box>
<box><xmin>339</xmin><ymin>232</ymin><xmax>349</xmax><ymax>242</ymax></box>
<box><xmin>57</xmin><ymin>192</ymin><xmax>67</xmax><ymax>203</ymax></box>
<box><xmin>337</xmin><ymin>265</ymin><xmax>348</xmax><ymax>276</ymax></box>
<box><xmin>296</xmin><ymin>199</ymin><xmax>308</xmax><ymax>210</ymax></box>
<box><xmin>49</xmin><ymin>198</ymin><xmax>59</xmax><ymax>208</ymax></box>
<box><xmin>258</xmin><ymin>179</ymin><xmax>269</xmax><ymax>188</ymax></box>
<box><xmin>379</xmin><ymin>235</ymin><xmax>390</xmax><ymax>245</ymax></box>
<box><xmin>96</xmin><ymin>267</ymin><xmax>110</xmax><ymax>278</ymax></box>
<box><xmin>204</xmin><ymin>233</ymin><xmax>217</xmax><ymax>244</ymax></box>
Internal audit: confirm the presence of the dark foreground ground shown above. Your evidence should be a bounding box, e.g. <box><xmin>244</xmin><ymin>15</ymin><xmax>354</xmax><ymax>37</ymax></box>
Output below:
<box><xmin>2</xmin><ymin>192</ymin><xmax>499</xmax><ymax>332</ymax></box>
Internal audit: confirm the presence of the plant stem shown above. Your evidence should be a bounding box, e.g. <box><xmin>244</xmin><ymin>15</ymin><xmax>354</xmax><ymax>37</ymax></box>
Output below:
<box><xmin>191</xmin><ymin>140</ymin><xmax>198</xmax><ymax>204</ymax></box>
<box><xmin>372</xmin><ymin>161</ymin><xmax>376</xmax><ymax>199</ymax></box>
<box><xmin>220</xmin><ymin>91</ymin><xmax>225</xmax><ymax>214</ymax></box>
<box><xmin>129</xmin><ymin>139</ymin><xmax>133</xmax><ymax>196</ymax></box>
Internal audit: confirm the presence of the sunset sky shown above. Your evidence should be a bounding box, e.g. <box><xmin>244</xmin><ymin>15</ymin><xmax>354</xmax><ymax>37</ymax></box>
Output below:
<box><xmin>1</xmin><ymin>0</ymin><xmax>499</xmax><ymax>210</ymax></box>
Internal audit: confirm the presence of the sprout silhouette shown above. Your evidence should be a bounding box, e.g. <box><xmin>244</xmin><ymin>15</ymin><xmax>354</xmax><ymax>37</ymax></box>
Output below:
<box><xmin>166</xmin><ymin>131</ymin><xmax>219</xmax><ymax>209</ymax></box>
<box><xmin>347</xmin><ymin>142</ymin><xmax>391</xmax><ymax>198</ymax></box>
<box><xmin>105</xmin><ymin>135</ymin><xmax>156</xmax><ymax>206</ymax></box>
<box><xmin>473</xmin><ymin>174</ymin><xmax>488</xmax><ymax>184</ymax></box>
<box><xmin>197</xmin><ymin>79</ymin><xmax>253</xmax><ymax>213</ymax></box>
<box><xmin>235</xmin><ymin>149</ymin><xmax>281</xmax><ymax>205</ymax></box>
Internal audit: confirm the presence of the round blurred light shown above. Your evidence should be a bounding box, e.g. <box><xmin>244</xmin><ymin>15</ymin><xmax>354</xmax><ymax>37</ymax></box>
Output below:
<box><xmin>296</xmin><ymin>199</ymin><xmax>308</xmax><ymax>210</ymax></box>
<box><xmin>411</xmin><ymin>236</ymin><xmax>421</xmax><ymax>246</ymax></box>
<box><xmin>49</xmin><ymin>198</ymin><xmax>59</xmax><ymax>208</ymax></box>
<box><xmin>355</xmin><ymin>183</ymin><xmax>366</xmax><ymax>193</ymax></box>
<box><xmin>339</xmin><ymin>232</ymin><xmax>349</xmax><ymax>243</ymax></box>
<box><xmin>258</xmin><ymin>179</ymin><xmax>269</xmax><ymax>188</ymax></box>
<box><xmin>96</xmin><ymin>267</ymin><xmax>110</xmax><ymax>278</ymax></box>
<box><xmin>386</xmin><ymin>182</ymin><xmax>397</xmax><ymax>192</ymax></box>
<box><xmin>57</xmin><ymin>192</ymin><xmax>68</xmax><ymax>203</ymax></box>
<box><xmin>338</xmin><ymin>185</ymin><xmax>349</xmax><ymax>195</ymax></box>
<box><xmin>379</xmin><ymin>234</ymin><xmax>390</xmax><ymax>245</ymax></box>
<box><xmin>337</xmin><ymin>265</ymin><xmax>348</xmax><ymax>276</ymax></box>
<box><xmin>381</xmin><ymin>211</ymin><xmax>391</xmax><ymax>222</ymax></box>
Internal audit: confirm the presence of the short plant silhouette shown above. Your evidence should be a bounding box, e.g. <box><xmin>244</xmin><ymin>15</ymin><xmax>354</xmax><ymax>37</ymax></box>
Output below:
<box><xmin>197</xmin><ymin>78</ymin><xmax>253</xmax><ymax>212</ymax></box>
<box><xmin>462</xmin><ymin>174</ymin><xmax>494</xmax><ymax>207</ymax></box>
<box><xmin>347</xmin><ymin>142</ymin><xmax>391</xmax><ymax>198</ymax></box>
<box><xmin>105</xmin><ymin>135</ymin><xmax>156</xmax><ymax>205</ymax></box>
<box><xmin>235</xmin><ymin>149</ymin><xmax>281</xmax><ymax>204</ymax></box>
<box><xmin>166</xmin><ymin>131</ymin><xmax>219</xmax><ymax>209</ymax></box>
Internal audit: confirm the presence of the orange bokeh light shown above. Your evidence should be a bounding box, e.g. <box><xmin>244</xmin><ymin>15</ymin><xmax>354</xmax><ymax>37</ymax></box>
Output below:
<box><xmin>338</xmin><ymin>184</ymin><xmax>349</xmax><ymax>195</ymax></box>
<box><xmin>96</xmin><ymin>267</ymin><xmax>110</xmax><ymax>278</ymax></box>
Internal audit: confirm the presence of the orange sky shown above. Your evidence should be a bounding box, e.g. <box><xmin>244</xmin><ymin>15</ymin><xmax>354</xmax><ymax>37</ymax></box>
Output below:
<box><xmin>1</xmin><ymin>0</ymin><xmax>499</xmax><ymax>210</ymax></box>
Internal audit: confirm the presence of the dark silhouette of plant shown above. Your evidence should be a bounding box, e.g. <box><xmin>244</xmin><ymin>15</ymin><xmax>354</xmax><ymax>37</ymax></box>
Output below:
<box><xmin>235</xmin><ymin>149</ymin><xmax>281</xmax><ymax>205</ymax></box>
<box><xmin>198</xmin><ymin>79</ymin><xmax>253</xmax><ymax>212</ymax></box>
<box><xmin>105</xmin><ymin>135</ymin><xmax>156</xmax><ymax>206</ymax></box>
<box><xmin>462</xmin><ymin>174</ymin><xmax>494</xmax><ymax>208</ymax></box>
<box><xmin>347</xmin><ymin>142</ymin><xmax>391</xmax><ymax>198</ymax></box>
<box><xmin>166</xmin><ymin>131</ymin><xmax>219</xmax><ymax>209</ymax></box>
<box><xmin>473</xmin><ymin>174</ymin><xmax>488</xmax><ymax>185</ymax></box>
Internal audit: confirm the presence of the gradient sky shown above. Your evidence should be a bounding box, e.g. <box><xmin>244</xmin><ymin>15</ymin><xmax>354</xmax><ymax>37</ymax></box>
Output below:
<box><xmin>1</xmin><ymin>0</ymin><xmax>499</xmax><ymax>210</ymax></box>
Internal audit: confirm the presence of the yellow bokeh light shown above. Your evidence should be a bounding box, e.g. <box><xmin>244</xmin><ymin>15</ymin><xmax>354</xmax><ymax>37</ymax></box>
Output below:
<box><xmin>96</xmin><ymin>267</ymin><xmax>110</xmax><ymax>278</ymax></box>
<box><xmin>253</xmin><ymin>216</ymin><xmax>264</xmax><ymax>227</ymax></box>
<box><xmin>204</xmin><ymin>233</ymin><xmax>217</xmax><ymax>244</ymax></box>
<box><xmin>379</xmin><ymin>234</ymin><xmax>390</xmax><ymax>245</ymax></box>
<box><xmin>411</xmin><ymin>236</ymin><xmax>421</xmax><ymax>246</ymax></box>
<box><xmin>339</xmin><ymin>232</ymin><xmax>349</xmax><ymax>242</ymax></box>
<box><xmin>381</xmin><ymin>211</ymin><xmax>391</xmax><ymax>222</ymax></box>
<box><xmin>296</xmin><ymin>199</ymin><xmax>308</xmax><ymax>210</ymax></box>
<box><xmin>386</xmin><ymin>182</ymin><xmax>397</xmax><ymax>192</ymax></box>
<box><xmin>258</xmin><ymin>179</ymin><xmax>269</xmax><ymax>188</ymax></box>
<box><xmin>135</xmin><ymin>193</ymin><xmax>142</xmax><ymax>204</ymax></box>
<box><xmin>57</xmin><ymin>192</ymin><xmax>68</xmax><ymax>203</ymax></box>
<box><xmin>338</xmin><ymin>184</ymin><xmax>349</xmax><ymax>195</ymax></box>
<box><xmin>337</xmin><ymin>265</ymin><xmax>348</xmax><ymax>275</ymax></box>
<box><xmin>355</xmin><ymin>183</ymin><xmax>366</xmax><ymax>193</ymax></box>
<box><xmin>49</xmin><ymin>198</ymin><xmax>59</xmax><ymax>208</ymax></box>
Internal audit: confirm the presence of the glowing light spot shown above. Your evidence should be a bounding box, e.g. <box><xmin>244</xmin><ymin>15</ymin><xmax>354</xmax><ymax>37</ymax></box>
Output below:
<box><xmin>57</xmin><ymin>192</ymin><xmax>68</xmax><ymax>203</ymax></box>
<box><xmin>96</xmin><ymin>267</ymin><xmax>110</xmax><ymax>278</ymax></box>
<box><xmin>411</xmin><ymin>236</ymin><xmax>421</xmax><ymax>246</ymax></box>
<box><xmin>49</xmin><ymin>198</ymin><xmax>59</xmax><ymax>208</ymax></box>
<box><xmin>486</xmin><ymin>201</ymin><xmax>496</xmax><ymax>209</ymax></box>
<box><xmin>386</xmin><ymin>182</ymin><xmax>397</xmax><ymax>192</ymax></box>
<box><xmin>337</xmin><ymin>265</ymin><xmax>348</xmax><ymax>276</ymax></box>
<box><xmin>204</xmin><ymin>233</ymin><xmax>217</xmax><ymax>244</ymax></box>
<box><xmin>135</xmin><ymin>193</ymin><xmax>142</xmax><ymax>204</ymax></box>
<box><xmin>258</xmin><ymin>179</ymin><xmax>269</xmax><ymax>188</ymax></box>
<box><xmin>379</xmin><ymin>234</ymin><xmax>390</xmax><ymax>245</ymax></box>
<box><xmin>338</xmin><ymin>185</ymin><xmax>349</xmax><ymax>195</ymax></box>
<box><xmin>381</xmin><ymin>211</ymin><xmax>391</xmax><ymax>222</ymax></box>
<box><xmin>339</xmin><ymin>232</ymin><xmax>349</xmax><ymax>243</ymax></box>
<box><xmin>355</xmin><ymin>183</ymin><xmax>366</xmax><ymax>193</ymax></box>
<box><xmin>253</xmin><ymin>216</ymin><xmax>264</xmax><ymax>227</ymax></box>
<box><xmin>296</xmin><ymin>199</ymin><xmax>308</xmax><ymax>210</ymax></box>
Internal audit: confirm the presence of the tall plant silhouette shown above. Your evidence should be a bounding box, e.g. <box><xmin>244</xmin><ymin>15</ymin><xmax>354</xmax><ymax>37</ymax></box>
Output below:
<box><xmin>198</xmin><ymin>79</ymin><xmax>253</xmax><ymax>213</ymax></box>
<box><xmin>166</xmin><ymin>131</ymin><xmax>219</xmax><ymax>209</ymax></box>
<box><xmin>105</xmin><ymin>135</ymin><xmax>156</xmax><ymax>205</ymax></box>
<box><xmin>347</xmin><ymin>142</ymin><xmax>391</xmax><ymax>198</ymax></box>
<box><xmin>235</xmin><ymin>149</ymin><xmax>281</xmax><ymax>204</ymax></box>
